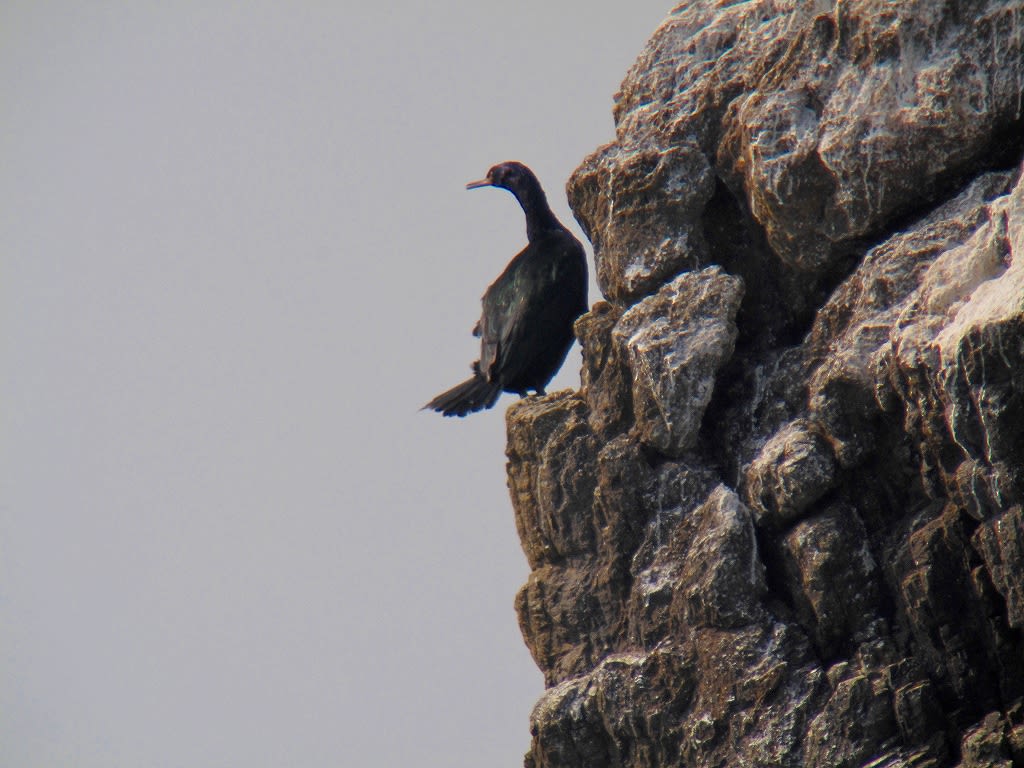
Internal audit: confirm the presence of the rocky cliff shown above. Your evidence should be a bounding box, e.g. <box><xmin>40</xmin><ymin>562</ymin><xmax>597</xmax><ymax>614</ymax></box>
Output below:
<box><xmin>506</xmin><ymin>2</ymin><xmax>1024</xmax><ymax>766</ymax></box>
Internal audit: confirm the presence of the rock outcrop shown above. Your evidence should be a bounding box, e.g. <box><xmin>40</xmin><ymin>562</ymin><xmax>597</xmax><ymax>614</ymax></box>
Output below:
<box><xmin>506</xmin><ymin>2</ymin><xmax>1024</xmax><ymax>766</ymax></box>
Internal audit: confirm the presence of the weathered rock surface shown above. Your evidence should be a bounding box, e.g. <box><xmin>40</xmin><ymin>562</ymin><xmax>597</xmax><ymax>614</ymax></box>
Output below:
<box><xmin>506</xmin><ymin>1</ymin><xmax>1024</xmax><ymax>766</ymax></box>
<box><xmin>569</xmin><ymin>0</ymin><xmax>1024</xmax><ymax>305</ymax></box>
<box><xmin>614</xmin><ymin>266</ymin><xmax>743</xmax><ymax>458</ymax></box>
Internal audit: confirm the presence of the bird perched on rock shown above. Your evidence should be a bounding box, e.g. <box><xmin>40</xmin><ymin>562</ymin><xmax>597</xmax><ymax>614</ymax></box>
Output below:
<box><xmin>424</xmin><ymin>161</ymin><xmax>588</xmax><ymax>417</ymax></box>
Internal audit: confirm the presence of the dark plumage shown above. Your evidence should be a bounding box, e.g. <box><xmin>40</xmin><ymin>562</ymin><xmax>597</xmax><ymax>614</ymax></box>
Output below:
<box><xmin>424</xmin><ymin>161</ymin><xmax>588</xmax><ymax>417</ymax></box>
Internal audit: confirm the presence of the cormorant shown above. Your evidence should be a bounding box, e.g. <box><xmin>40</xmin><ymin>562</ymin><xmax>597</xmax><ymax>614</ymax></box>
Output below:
<box><xmin>424</xmin><ymin>161</ymin><xmax>588</xmax><ymax>417</ymax></box>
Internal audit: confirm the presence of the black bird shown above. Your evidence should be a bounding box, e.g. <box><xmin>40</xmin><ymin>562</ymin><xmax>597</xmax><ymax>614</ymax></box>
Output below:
<box><xmin>424</xmin><ymin>161</ymin><xmax>588</xmax><ymax>417</ymax></box>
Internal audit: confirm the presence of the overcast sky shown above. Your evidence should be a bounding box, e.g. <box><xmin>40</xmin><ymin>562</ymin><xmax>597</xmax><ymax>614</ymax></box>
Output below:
<box><xmin>1</xmin><ymin>3</ymin><xmax>671</xmax><ymax>766</ymax></box>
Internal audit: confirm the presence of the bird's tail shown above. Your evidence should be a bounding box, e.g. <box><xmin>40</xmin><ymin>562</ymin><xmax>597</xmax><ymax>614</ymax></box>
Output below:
<box><xmin>423</xmin><ymin>371</ymin><xmax>502</xmax><ymax>417</ymax></box>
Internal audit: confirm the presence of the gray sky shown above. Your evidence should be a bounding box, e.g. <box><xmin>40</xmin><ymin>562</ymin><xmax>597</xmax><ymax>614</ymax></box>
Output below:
<box><xmin>1</xmin><ymin>3</ymin><xmax>670</xmax><ymax>766</ymax></box>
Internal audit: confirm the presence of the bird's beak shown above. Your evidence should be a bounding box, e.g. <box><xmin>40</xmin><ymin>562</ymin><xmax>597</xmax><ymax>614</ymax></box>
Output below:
<box><xmin>465</xmin><ymin>177</ymin><xmax>492</xmax><ymax>190</ymax></box>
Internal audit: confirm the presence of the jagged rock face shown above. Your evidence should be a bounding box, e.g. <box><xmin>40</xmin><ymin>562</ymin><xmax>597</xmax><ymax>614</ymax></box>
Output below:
<box><xmin>506</xmin><ymin>2</ymin><xmax>1024</xmax><ymax>767</ymax></box>
<box><xmin>615</xmin><ymin>266</ymin><xmax>743</xmax><ymax>457</ymax></box>
<box><xmin>569</xmin><ymin>0</ymin><xmax>1024</xmax><ymax>305</ymax></box>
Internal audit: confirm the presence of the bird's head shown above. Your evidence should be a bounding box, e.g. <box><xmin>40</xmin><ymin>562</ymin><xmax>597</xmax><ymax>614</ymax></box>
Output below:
<box><xmin>466</xmin><ymin>161</ymin><xmax>538</xmax><ymax>194</ymax></box>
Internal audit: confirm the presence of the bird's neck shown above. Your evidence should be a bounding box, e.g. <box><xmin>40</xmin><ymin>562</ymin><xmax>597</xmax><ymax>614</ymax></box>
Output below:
<box><xmin>513</xmin><ymin>185</ymin><xmax>563</xmax><ymax>242</ymax></box>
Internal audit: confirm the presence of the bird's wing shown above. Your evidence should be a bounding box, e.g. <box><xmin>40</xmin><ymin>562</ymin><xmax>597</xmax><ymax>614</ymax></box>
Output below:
<box><xmin>477</xmin><ymin>248</ymin><xmax>531</xmax><ymax>383</ymax></box>
<box><xmin>477</xmin><ymin>241</ymin><xmax>565</xmax><ymax>387</ymax></box>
